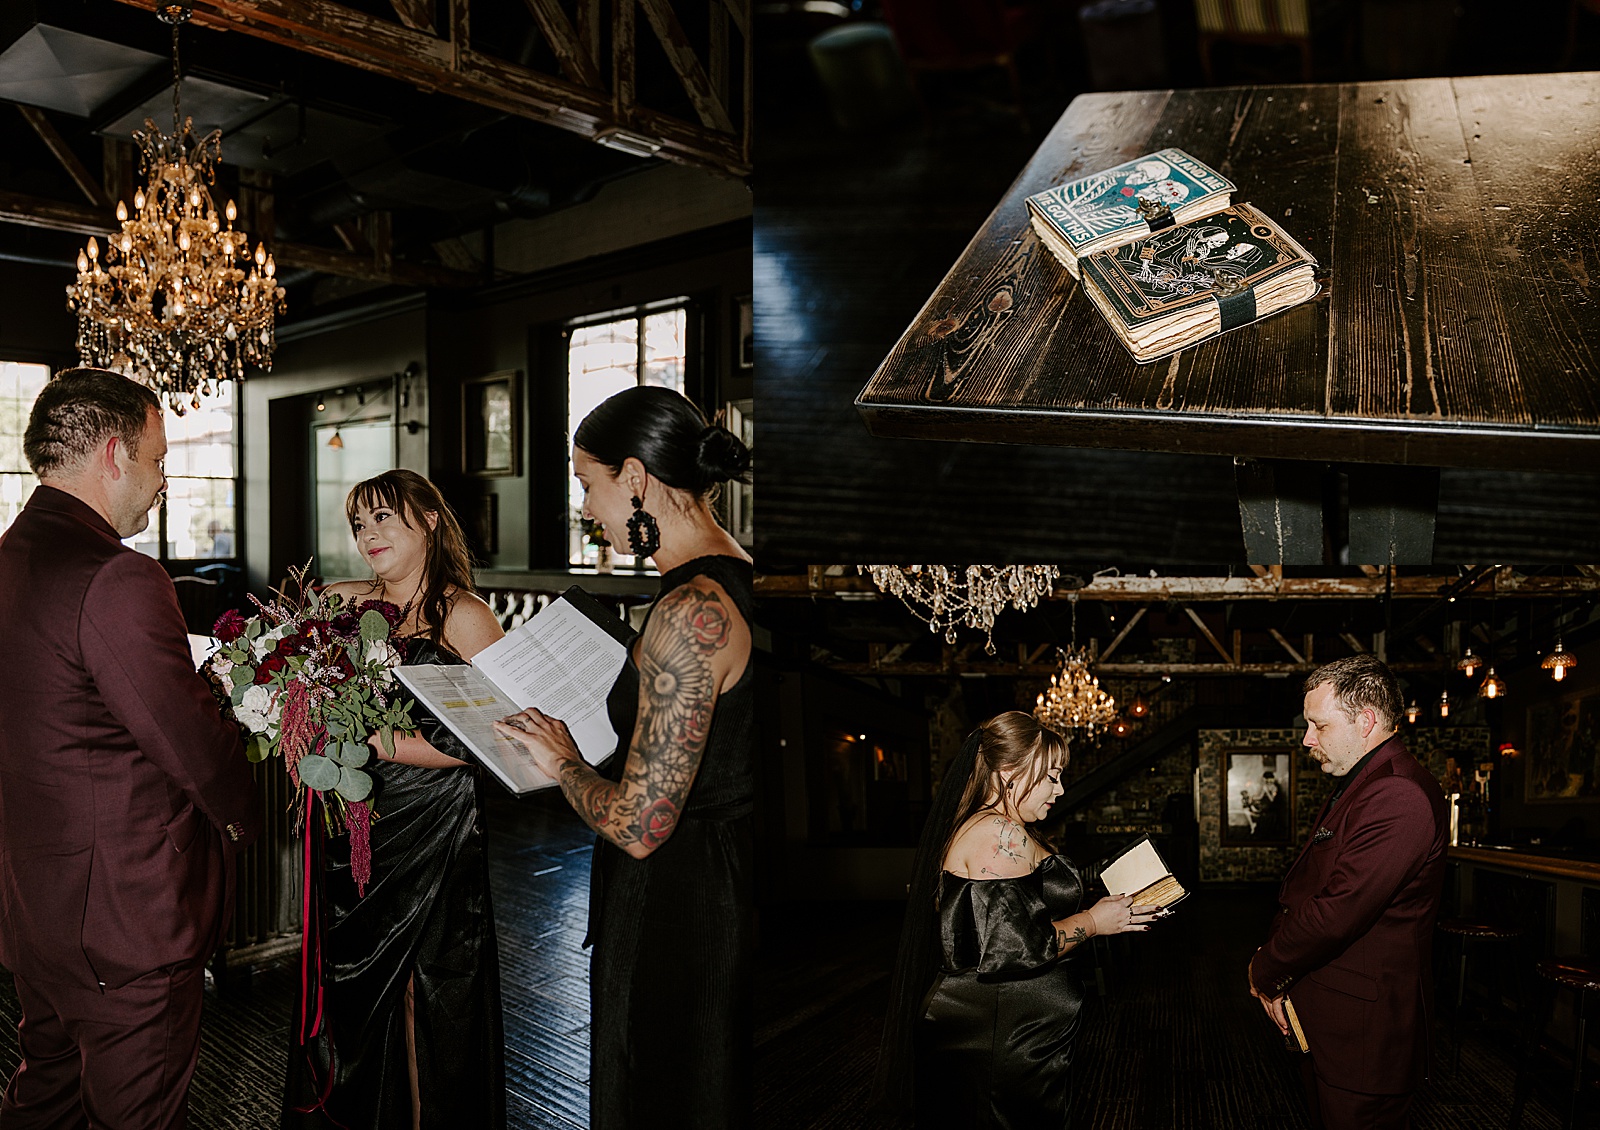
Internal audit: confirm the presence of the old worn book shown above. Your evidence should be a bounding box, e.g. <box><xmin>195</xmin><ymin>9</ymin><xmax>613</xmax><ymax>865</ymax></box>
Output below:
<box><xmin>1025</xmin><ymin>148</ymin><xmax>1235</xmax><ymax>278</ymax></box>
<box><xmin>1284</xmin><ymin>997</ymin><xmax>1311</xmax><ymax>1053</ymax></box>
<box><xmin>1099</xmin><ymin>835</ymin><xmax>1188</xmax><ymax>910</ymax></box>
<box><xmin>1078</xmin><ymin>202</ymin><xmax>1320</xmax><ymax>363</ymax></box>
<box><xmin>394</xmin><ymin>586</ymin><xmax>632</xmax><ymax>794</ymax></box>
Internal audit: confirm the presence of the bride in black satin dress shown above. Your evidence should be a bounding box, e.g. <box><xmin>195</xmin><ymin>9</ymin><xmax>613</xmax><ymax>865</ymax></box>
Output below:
<box><xmin>283</xmin><ymin>469</ymin><xmax>508</xmax><ymax>1130</ymax></box>
<box><xmin>493</xmin><ymin>386</ymin><xmax>754</xmax><ymax>1130</ymax></box>
<box><xmin>876</xmin><ymin>712</ymin><xmax>1166</xmax><ymax>1129</ymax></box>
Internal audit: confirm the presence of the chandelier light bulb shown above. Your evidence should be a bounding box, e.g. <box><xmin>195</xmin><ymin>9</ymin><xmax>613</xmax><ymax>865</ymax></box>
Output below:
<box><xmin>1478</xmin><ymin>667</ymin><xmax>1505</xmax><ymax>699</ymax></box>
<box><xmin>116</xmin><ymin>200</ymin><xmax>128</xmax><ymax>222</ymax></box>
<box><xmin>77</xmin><ymin>251</ymin><xmax>88</xmax><ymax>273</ymax></box>
<box><xmin>1458</xmin><ymin>647</ymin><xmax>1480</xmax><ymax>677</ymax></box>
<box><xmin>255</xmin><ymin>243</ymin><xmax>266</xmax><ymax>266</ymax></box>
<box><xmin>1543</xmin><ymin>638</ymin><xmax>1577</xmax><ymax>682</ymax></box>
<box><xmin>265</xmin><ymin>255</ymin><xmax>276</xmax><ymax>278</ymax></box>
<box><xmin>178</xmin><ymin>231</ymin><xmax>190</xmax><ymax>251</ymax></box>
<box><xmin>134</xmin><ymin>189</ymin><xmax>145</xmax><ymax>210</ymax></box>
<box><xmin>1439</xmin><ymin>690</ymin><xmax>1451</xmax><ymax>718</ymax></box>
<box><xmin>86</xmin><ymin>237</ymin><xmax>98</xmax><ymax>260</ymax></box>
<box><xmin>225</xmin><ymin>199</ymin><xmax>237</xmax><ymax>222</ymax></box>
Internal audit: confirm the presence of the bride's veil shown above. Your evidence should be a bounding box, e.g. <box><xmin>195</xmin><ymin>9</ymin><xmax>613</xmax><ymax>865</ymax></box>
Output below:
<box><xmin>871</xmin><ymin>727</ymin><xmax>983</xmax><ymax>1117</ymax></box>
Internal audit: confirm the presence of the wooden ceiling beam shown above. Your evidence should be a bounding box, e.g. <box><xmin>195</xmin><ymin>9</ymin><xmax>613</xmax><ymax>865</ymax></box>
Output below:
<box><xmin>519</xmin><ymin>0</ymin><xmax>602</xmax><ymax>89</ymax></box>
<box><xmin>636</xmin><ymin>0</ymin><xmax>733</xmax><ymax>133</ymax></box>
<box><xmin>109</xmin><ymin>0</ymin><xmax>749</xmax><ymax>177</ymax></box>
<box><xmin>387</xmin><ymin>0</ymin><xmax>434</xmax><ymax>32</ymax></box>
<box><xmin>0</xmin><ymin>188</ymin><xmax>478</xmax><ymax>288</ymax></box>
<box><xmin>17</xmin><ymin>106</ymin><xmax>110</xmax><ymax>208</ymax></box>
<box><xmin>823</xmin><ymin>658</ymin><xmax>1454</xmax><ymax>678</ymax></box>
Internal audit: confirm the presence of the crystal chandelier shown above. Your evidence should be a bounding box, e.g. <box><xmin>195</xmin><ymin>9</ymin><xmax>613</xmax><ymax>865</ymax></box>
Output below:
<box><xmin>858</xmin><ymin>565</ymin><xmax>1058</xmax><ymax>655</ymax></box>
<box><xmin>1034</xmin><ymin>647</ymin><xmax>1119</xmax><ymax>735</ymax></box>
<box><xmin>65</xmin><ymin>1</ymin><xmax>283</xmax><ymax>415</ymax></box>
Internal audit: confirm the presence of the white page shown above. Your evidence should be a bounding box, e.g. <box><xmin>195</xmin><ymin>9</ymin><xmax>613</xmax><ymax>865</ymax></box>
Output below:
<box><xmin>393</xmin><ymin>664</ymin><xmax>553</xmax><ymax>793</ymax></box>
<box><xmin>470</xmin><ymin>597</ymin><xmax>628</xmax><ymax>765</ymax></box>
<box><xmin>1100</xmin><ymin>839</ymin><xmax>1169</xmax><ymax>896</ymax></box>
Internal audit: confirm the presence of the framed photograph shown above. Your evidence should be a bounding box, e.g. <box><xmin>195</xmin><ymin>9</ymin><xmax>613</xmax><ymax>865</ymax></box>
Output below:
<box><xmin>1526</xmin><ymin>691</ymin><xmax>1600</xmax><ymax>801</ymax></box>
<box><xmin>462</xmin><ymin>371</ymin><xmax>520</xmax><ymax>477</ymax></box>
<box><xmin>735</xmin><ymin>294</ymin><xmax>753</xmax><ymax>369</ymax></box>
<box><xmin>1221</xmin><ymin>748</ymin><xmax>1294</xmax><ymax>847</ymax></box>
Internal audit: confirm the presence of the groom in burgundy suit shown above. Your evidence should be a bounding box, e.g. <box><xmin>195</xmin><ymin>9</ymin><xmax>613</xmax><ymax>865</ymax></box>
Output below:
<box><xmin>1249</xmin><ymin>654</ymin><xmax>1449</xmax><ymax>1129</ymax></box>
<box><xmin>0</xmin><ymin>369</ymin><xmax>260</xmax><ymax>1128</ymax></box>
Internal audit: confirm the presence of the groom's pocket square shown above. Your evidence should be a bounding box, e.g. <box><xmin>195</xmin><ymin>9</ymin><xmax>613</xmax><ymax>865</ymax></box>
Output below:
<box><xmin>1311</xmin><ymin>827</ymin><xmax>1334</xmax><ymax>844</ymax></box>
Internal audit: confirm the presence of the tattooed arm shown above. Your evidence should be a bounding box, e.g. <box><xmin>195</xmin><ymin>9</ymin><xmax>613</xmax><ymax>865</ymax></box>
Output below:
<box><xmin>495</xmin><ymin>578</ymin><xmax>749</xmax><ymax>859</ymax></box>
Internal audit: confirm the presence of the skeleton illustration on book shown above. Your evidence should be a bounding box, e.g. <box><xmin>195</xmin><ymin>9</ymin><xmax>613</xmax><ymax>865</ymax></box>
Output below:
<box><xmin>1132</xmin><ymin>223</ymin><xmax>1265</xmax><ymax>295</ymax></box>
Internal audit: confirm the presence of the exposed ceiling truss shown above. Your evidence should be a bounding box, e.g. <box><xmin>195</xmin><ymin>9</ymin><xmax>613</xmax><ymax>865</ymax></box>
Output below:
<box><xmin>112</xmin><ymin>0</ymin><xmax>751</xmax><ymax>177</ymax></box>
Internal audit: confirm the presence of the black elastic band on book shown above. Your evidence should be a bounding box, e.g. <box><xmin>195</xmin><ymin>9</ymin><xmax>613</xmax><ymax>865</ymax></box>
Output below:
<box><xmin>1216</xmin><ymin>287</ymin><xmax>1257</xmax><ymax>332</ymax></box>
<box><xmin>1145</xmin><ymin>211</ymin><xmax>1176</xmax><ymax>233</ymax></box>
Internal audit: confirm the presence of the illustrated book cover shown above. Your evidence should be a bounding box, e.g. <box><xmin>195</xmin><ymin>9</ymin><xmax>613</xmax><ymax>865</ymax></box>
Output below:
<box><xmin>395</xmin><ymin>586</ymin><xmax>633</xmax><ymax>795</ymax></box>
<box><xmin>1078</xmin><ymin>202</ymin><xmax>1320</xmax><ymax>363</ymax></box>
<box><xmin>1099</xmin><ymin>834</ymin><xmax>1188</xmax><ymax>910</ymax></box>
<box><xmin>1025</xmin><ymin>148</ymin><xmax>1236</xmax><ymax>278</ymax></box>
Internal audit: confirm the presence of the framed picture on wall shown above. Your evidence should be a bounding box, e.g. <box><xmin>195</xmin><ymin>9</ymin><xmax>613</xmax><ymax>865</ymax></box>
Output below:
<box><xmin>1526</xmin><ymin>691</ymin><xmax>1600</xmax><ymax>801</ymax></box>
<box><xmin>462</xmin><ymin>371</ymin><xmax>520</xmax><ymax>477</ymax></box>
<box><xmin>1221</xmin><ymin>748</ymin><xmax>1295</xmax><ymax>847</ymax></box>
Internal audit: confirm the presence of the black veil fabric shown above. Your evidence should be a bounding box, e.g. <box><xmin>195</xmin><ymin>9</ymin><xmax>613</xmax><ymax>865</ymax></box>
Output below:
<box><xmin>872</xmin><ymin>728</ymin><xmax>983</xmax><ymax>1116</ymax></box>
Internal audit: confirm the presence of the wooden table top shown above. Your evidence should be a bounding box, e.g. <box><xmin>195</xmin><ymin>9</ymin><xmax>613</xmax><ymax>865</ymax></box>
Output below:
<box><xmin>1451</xmin><ymin>845</ymin><xmax>1600</xmax><ymax>884</ymax></box>
<box><xmin>855</xmin><ymin>73</ymin><xmax>1600</xmax><ymax>472</ymax></box>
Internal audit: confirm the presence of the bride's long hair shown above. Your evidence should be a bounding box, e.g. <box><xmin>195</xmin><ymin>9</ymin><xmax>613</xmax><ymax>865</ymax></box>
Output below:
<box><xmin>345</xmin><ymin>469</ymin><xmax>476</xmax><ymax>648</ymax></box>
<box><xmin>872</xmin><ymin>711</ymin><xmax>1069</xmax><ymax>1116</ymax></box>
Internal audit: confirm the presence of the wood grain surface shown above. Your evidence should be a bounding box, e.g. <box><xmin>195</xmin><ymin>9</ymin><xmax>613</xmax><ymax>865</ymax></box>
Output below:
<box><xmin>857</xmin><ymin>75</ymin><xmax>1600</xmax><ymax>471</ymax></box>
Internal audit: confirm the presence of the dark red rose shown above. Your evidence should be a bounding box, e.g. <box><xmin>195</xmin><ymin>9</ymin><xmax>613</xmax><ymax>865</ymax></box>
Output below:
<box><xmin>354</xmin><ymin>599</ymin><xmax>405</xmax><ymax>628</ymax></box>
<box><xmin>254</xmin><ymin>653</ymin><xmax>289</xmax><ymax>684</ymax></box>
<box><xmin>686</xmin><ymin>601</ymin><xmax>729</xmax><ymax>649</ymax></box>
<box><xmin>274</xmin><ymin>633</ymin><xmax>305</xmax><ymax>658</ymax></box>
<box><xmin>213</xmin><ymin>609</ymin><xmax>249</xmax><ymax>643</ymax></box>
<box><xmin>301</xmin><ymin>618</ymin><xmax>332</xmax><ymax>642</ymax></box>
<box><xmin>637</xmin><ymin>798</ymin><xmax>679</xmax><ymax>851</ymax></box>
<box><xmin>329</xmin><ymin>612</ymin><xmax>359</xmax><ymax>636</ymax></box>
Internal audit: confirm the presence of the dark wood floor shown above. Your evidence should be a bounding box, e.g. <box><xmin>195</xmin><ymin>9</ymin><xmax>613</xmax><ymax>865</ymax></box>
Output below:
<box><xmin>751</xmin><ymin>888</ymin><xmax>1571</xmax><ymax>1130</ymax></box>
<box><xmin>754</xmin><ymin>75</ymin><xmax>1600</xmax><ymax>566</ymax></box>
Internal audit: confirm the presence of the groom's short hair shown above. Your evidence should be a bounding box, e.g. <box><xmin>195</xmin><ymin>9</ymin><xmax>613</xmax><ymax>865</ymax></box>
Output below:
<box><xmin>1304</xmin><ymin>654</ymin><xmax>1403</xmax><ymax>731</ymax></box>
<box><xmin>23</xmin><ymin>367</ymin><xmax>160</xmax><ymax>478</ymax></box>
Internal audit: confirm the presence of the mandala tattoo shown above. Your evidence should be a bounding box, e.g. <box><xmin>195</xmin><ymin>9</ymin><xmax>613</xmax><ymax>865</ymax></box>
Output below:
<box><xmin>555</xmin><ymin>582</ymin><xmax>733</xmax><ymax>852</ymax></box>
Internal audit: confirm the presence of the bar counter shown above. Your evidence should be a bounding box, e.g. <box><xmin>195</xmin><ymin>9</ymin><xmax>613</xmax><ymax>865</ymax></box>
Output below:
<box><xmin>1451</xmin><ymin>845</ymin><xmax>1600</xmax><ymax>885</ymax></box>
<box><xmin>1449</xmin><ymin>844</ymin><xmax>1600</xmax><ymax>957</ymax></box>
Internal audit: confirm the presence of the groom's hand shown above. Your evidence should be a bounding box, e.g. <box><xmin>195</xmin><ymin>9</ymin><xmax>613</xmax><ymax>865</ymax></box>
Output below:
<box><xmin>1247</xmin><ymin>954</ymin><xmax>1291</xmax><ymax>1035</ymax></box>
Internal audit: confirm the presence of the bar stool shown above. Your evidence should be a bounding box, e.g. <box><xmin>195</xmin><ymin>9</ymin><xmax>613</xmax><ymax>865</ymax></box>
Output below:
<box><xmin>1435</xmin><ymin>917</ymin><xmax>1524</xmax><ymax>1073</ymax></box>
<box><xmin>1510</xmin><ymin>955</ymin><xmax>1600</xmax><ymax>1130</ymax></box>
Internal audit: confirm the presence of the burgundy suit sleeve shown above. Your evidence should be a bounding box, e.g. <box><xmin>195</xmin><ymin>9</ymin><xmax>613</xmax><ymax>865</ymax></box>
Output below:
<box><xmin>80</xmin><ymin>551</ymin><xmax>262</xmax><ymax>848</ymax></box>
<box><xmin>1250</xmin><ymin>775</ymin><xmax>1434</xmax><ymax>996</ymax></box>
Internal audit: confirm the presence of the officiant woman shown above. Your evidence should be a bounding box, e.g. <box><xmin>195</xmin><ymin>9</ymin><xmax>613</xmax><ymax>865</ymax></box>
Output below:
<box><xmin>875</xmin><ymin>711</ymin><xmax>1165</xmax><ymax>1129</ymax></box>
<box><xmin>494</xmin><ymin>385</ymin><xmax>754</xmax><ymax>1129</ymax></box>
<box><xmin>284</xmin><ymin>468</ymin><xmax>507</xmax><ymax>1129</ymax></box>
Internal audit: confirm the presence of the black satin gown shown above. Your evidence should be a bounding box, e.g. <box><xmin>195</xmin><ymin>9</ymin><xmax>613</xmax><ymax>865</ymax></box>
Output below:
<box><xmin>916</xmin><ymin>855</ymin><xmax>1087</xmax><ymax>1130</ymax></box>
<box><xmin>283</xmin><ymin>638</ymin><xmax>505</xmax><ymax>1129</ymax></box>
<box><xmin>586</xmin><ymin>555</ymin><xmax>755</xmax><ymax>1130</ymax></box>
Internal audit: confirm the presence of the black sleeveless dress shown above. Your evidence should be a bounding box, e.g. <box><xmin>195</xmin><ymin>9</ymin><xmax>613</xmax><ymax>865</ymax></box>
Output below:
<box><xmin>916</xmin><ymin>855</ymin><xmax>1087</xmax><ymax>1130</ymax></box>
<box><xmin>283</xmin><ymin>638</ymin><xmax>506</xmax><ymax>1129</ymax></box>
<box><xmin>586</xmin><ymin>555</ymin><xmax>755</xmax><ymax>1130</ymax></box>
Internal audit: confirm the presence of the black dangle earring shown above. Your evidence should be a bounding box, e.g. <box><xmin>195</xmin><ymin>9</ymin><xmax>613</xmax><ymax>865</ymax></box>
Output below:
<box><xmin>626</xmin><ymin>495</ymin><xmax>661</xmax><ymax>557</ymax></box>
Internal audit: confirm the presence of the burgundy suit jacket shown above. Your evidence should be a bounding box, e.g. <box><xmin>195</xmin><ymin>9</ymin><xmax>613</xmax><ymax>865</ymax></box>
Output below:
<box><xmin>0</xmin><ymin>486</ymin><xmax>260</xmax><ymax>991</ymax></box>
<box><xmin>1250</xmin><ymin>734</ymin><xmax>1448</xmax><ymax>1094</ymax></box>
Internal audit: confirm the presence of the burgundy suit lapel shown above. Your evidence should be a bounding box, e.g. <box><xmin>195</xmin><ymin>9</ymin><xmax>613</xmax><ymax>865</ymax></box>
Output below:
<box><xmin>1278</xmin><ymin>736</ymin><xmax>1407</xmax><ymax>892</ymax></box>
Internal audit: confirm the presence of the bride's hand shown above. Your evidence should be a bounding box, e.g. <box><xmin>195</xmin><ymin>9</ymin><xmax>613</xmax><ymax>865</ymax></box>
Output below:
<box><xmin>493</xmin><ymin>708</ymin><xmax>580</xmax><ymax>778</ymax></box>
<box><xmin>1085</xmin><ymin>895</ymin><xmax>1165</xmax><ymax>935</ymax></box>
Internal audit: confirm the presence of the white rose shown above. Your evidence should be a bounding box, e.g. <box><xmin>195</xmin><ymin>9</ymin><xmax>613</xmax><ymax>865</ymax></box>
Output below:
<box><xmin>209</xmin><ymin>653</ymin><xmax>233</xmax><ymax>677</ymax></box>
<box><xmin>236</xmin><ymin>684</ymin><xmax>274</xmax><ymax>733</ymax></box>
<box><xmin>364</xmin><ymin>639</ymin><xmax>397</xmax><ymax>668</ymax></box>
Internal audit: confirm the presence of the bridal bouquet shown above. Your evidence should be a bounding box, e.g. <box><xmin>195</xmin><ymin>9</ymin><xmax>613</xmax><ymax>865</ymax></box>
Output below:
<box><xmin>206</xmin><ymin>566</ymin><xmax>417</xmax><ymax>894</ymax></box>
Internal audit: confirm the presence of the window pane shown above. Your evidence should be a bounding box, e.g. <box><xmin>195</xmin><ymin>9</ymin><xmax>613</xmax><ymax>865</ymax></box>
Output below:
<box><xmin>568</xmin><ymin>317</ymin><xmax>643</xmax><ymax>568</ymax></box>
<box><xmin>165</xmin><ymin>382</ymin><xmax>235</xmax><ymax>478</ymax></box>
<box><xmin>641</xmin><ymin>308</ymin><xmax>686</xmax><ymax>392</ymax></box>
<box><xmin>315</xmin><ymin>421</ymin><xmax>393</xmax><ymax>581</ymax></box>
<box><xmin>0</xmin><ymin>362</ymin><xmax>50</xmax><ymax>483</ymax></box>
<box><xmin>165</xmin><ymin>477</ymin><xmax>235</xmax><ymax>559</ymax></box>
<box><xmin>0</xmin><ymin>473</ymin><xmax>35</xmax><ymax>531</ymax></box>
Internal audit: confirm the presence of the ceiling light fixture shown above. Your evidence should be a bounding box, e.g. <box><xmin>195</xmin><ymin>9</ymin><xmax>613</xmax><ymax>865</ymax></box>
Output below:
<box><xmin>65</xmin><ymin>0</ymin><xmax>283</xmax><ymax>414</ymax></box>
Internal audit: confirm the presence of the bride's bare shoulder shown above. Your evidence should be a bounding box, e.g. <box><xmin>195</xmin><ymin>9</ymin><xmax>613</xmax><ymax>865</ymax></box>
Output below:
<box><xmin>322</xmin><ymin>579</ymin><xmax>381</xmax><ymax>604</ymax></box>
<box><xmin>944</xmin><ymin>812</ymin><xmax>1041</xmax><ymax>880</ymax></box>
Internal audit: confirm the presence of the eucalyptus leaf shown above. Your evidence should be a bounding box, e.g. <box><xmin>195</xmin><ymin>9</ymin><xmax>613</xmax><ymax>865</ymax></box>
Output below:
<box><xmin>359</xmin><ymin>609</ymin><xmax>389</xmax><ymax>643</ymax></box>
<box><xmin>230</xmin><ymin>665</ymin><xmax>254</xmax><ymax>686</ymax></box>
<box><xmin>230</xmin><ymin>683</ymin><xmax>249</xmax><ymax>707</ymax></box>
<box><xmin>379</xmin><ymin>725</ymin><xmax>395</xmax><ymax>760</ymax></box>
<box><xmin>244</xmin><ymin>619</ymin><xmax>261</xmax><ymax>639</ymax></box>
<box><xmin>246</xmin><ymin>734</ymin><xmax>271</xmax><ymax>763</ymax></box>
<box><xmin>335</xmin><ymin>766</ymin><xmax>373</xmax><ymax>803</ymax></box>
<box><xmin>296</xmin><ymin>753</ymin><xmax>340</xmax><ymax>792</ymax></box>
<box><xmin>338</xmin><ymin>740</ymin><xmax>371</xmax><ymax>768</ymax></box>
<box><xmin>324</xmin><ymin>716</ymin><xmax>348</xmax><ymax>740</ymax></box>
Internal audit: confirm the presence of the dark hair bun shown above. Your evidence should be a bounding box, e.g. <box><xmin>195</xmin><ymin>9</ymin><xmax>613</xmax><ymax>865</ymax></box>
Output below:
<box><xmin>697</xmin><ymin>425</ymin><xmax>751</xmax><ymax>485</ymax></box>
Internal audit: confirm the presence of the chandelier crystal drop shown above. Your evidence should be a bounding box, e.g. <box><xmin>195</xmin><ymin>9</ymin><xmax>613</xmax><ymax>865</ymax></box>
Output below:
<box><xmin>1033</xmin><ymin>647</ymin><xmax>1119</xmax><ymax>736</ymax></box>
<box><xmin>858</xmin><ymin>565</ymin><xmax>1059</xmax><ymax>656</ymax></box>
<box><xmin>64</xmin><ymin>3</ymin><xmax>283</xmax><ymax>414</ymax></box>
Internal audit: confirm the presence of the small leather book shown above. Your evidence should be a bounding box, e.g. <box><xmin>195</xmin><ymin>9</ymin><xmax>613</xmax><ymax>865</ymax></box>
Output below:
<box><xmin>1284</xmin><ymin>997</ymin><xmax>1310</xmax><ymax>1053</ymax></box>
<box><xmin>1078</xmin><ymin>203</ymin><xmax>1320</xmax><ymax>364</ymax></box>
<box><xmin>1098</xmin><ymin>834</ymin><xmax>1188</xmax><ymax>910</ymax></box>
